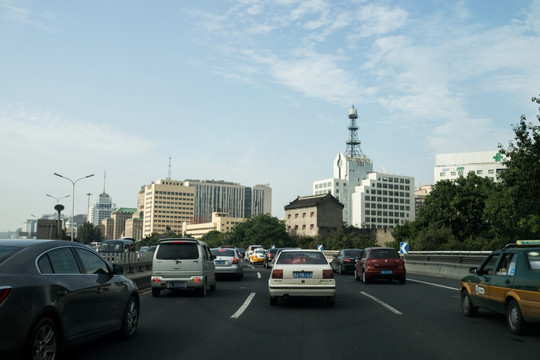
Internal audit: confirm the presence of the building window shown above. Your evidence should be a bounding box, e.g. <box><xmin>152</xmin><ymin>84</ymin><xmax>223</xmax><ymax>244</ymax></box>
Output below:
<box><xmin>310</xmin><ymin>212</ymin><xmax>314</xmax><ymax>217</ymax></box>
<box><xmin>440</xmin><ymin>172</ymin><xmax>446</xmax><ymax>177</ymax></box>
<box><xmin>302</xmin><ymin>213</ymin><xmax>306</xmax><ymax>218</ymax></box>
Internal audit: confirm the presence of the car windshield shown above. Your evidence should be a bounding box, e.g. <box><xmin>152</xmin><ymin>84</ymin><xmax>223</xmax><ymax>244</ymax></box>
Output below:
<box><xmin>370</xmin><ymin>249</ymin><xmax>399</xmax><ymax>259</ymax></box>
<box><xmin>0</xmin><ymin>245</ymin><xmax>25</xmax><ymax>264</ymax></box>
<box><xmin>277</xmin><ymin>251</ymin><xmax>327</xmax><ymax>265</ymax></box>
<box><xmin>211</xmin><ymin>249</ymin><xmax>236</xmax><ymax>257</ymax></box>
<box><xmin>343</xmin><ymin>250</ymin><xmax>363</xmax><ymax>257</ymax></box>
<box><xmin>157</xmin><ymin>243</ymin><xmax>199</xmax><ymax>260</ymax></box>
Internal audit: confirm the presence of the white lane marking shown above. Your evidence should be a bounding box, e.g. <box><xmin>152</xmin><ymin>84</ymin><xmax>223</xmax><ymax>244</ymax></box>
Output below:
<box><xmin>408</xmin><ymin>278</ymin><xmax>458</xmax><ymax>291</ymax></box>
<box><xmin>361</xmin><ymin>292</ymin><xmax>402</xmax><ymax>315</ymax></box>
<box><xmin>231</xmin><ymin>292</ymin><xmax>256</xmax><ymax>319</ymax></box>
<box><xmin>257</xmin><ymin>272</ymin><xmax>261</xmax><ymax>279</ymax></box>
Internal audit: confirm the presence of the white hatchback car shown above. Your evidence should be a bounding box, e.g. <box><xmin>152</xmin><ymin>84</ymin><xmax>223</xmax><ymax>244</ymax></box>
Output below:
<box><xmin>268</xmin><ymin>249</ymin><xmax>336</xmax><ymax>306</ymax></box>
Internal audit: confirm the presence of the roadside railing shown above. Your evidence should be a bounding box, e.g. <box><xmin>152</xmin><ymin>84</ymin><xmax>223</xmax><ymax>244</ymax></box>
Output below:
<box><xmin>99</xmin><ymin>252</ymin><xmax>153</xmax><ymax>273</ymax></box>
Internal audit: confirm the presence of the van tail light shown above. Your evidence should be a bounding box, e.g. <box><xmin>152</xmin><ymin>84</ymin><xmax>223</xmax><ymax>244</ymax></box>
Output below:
<box><xmin>233</xmin><ymin>257</ymin><xmax>238</xmax><ymax>264</ymax></box>
<box><xmin>0</xmin><ymin>287</ymin><xmax>12</xmax><ymax>304</ymax></box>
<box><xmin>272</xmin><ymin>269</ymin><xmax>283</xmax><ymax>279</ymax></box>
<box><xmin>344</xmin><ymin>258</ymin><xmax>350</xmax><ymax>263</ymax></box>
<box><xmin>323</xmin><ymin>270</ymin><xmax>334</xmax><ymax>279</ymax></box>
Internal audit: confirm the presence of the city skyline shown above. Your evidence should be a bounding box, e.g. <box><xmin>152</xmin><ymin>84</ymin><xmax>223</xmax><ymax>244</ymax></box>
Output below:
<box><xmin>1</xmin><ymin>1</ymin><xmax>540</xmax><ymax>231</ymax></box>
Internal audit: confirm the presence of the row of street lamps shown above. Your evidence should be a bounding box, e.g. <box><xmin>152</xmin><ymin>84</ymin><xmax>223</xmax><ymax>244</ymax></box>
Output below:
<box><xmin>53</xmin><ymin>172</ymin><xmax>95</xmax><ymax>241</ymax></box>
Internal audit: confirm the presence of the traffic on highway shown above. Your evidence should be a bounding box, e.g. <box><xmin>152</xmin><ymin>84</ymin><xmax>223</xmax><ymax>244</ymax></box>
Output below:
<box><xmin>65</xmin><ymin>263</ymin><xmax>540</xmax><ymax>360</ymax></box>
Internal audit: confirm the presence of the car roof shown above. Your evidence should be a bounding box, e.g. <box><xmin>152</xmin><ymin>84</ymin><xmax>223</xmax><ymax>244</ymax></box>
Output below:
<box><xmin>158</xmin><ymin>238</ymin><xmax>208</xmax><ymax>246</ymax></box>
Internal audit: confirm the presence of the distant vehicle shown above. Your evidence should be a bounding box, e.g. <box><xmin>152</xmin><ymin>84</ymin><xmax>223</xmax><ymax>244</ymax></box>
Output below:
<box><xmin>460</xmin><ymin>240</ymin><xmax>540</xmax><ymax>335</ymax></box>
<box><xmin>99</xmin><ymin>238</ymin><xmax>136</xmax><ymax>253</ymax></box>
<box><xmin>151</xmin><ymin>238</ymin><xmax>217</xmax><ymax>297</ymax></box>
<box><xmin>268</xmin><ymin>249</ymin><xmax>336</xmax><ymax>306</ymax></box>
<box><xmin>89</xmin><ymin>241</ymin><xmax>102</xmax><ymax>250</ymax></box>
<box><xmin>264</xmin><ymin>248</ymin><xmax>278</xmax><ymax>268</ymax></box>
<box><xmin>354</xmin><ymin>247</ymin><xmax>406</xmax><ymax>284</ymax></box>
<box><xmin>249</xmin><ymin>248</ymin><xmax>266</xmax><ymax>264</ymax></box>
<box><xmin>245</xmin><ymin>245</ymin><xmax>262</xmax><ymax>261</ymax></box>
<box><xmin>137</xmin><ymin>245</ymin><xmax>157</xmax><ymax>260</ymax></box>
<box><xmin>331</xmin><ymin>249</ymin><xmax>364</xmax><ymax>274</ymax></box>
<box><xmin>0</xmin><ymin>239</ymin><xmax>139</xmax><ymax>359</ymax></box>
<box><xmin>211</xmin><ymin>247</ymin><xmax>243</xmax><ymax>280</ymax></box>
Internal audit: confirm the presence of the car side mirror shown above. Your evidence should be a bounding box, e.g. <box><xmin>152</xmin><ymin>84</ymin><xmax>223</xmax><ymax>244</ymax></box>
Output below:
<box><xmin>112</xmin><ymin>263</ymin><xmax>124</xmax><ymax>275</ymax></box>
<box><xmin>469</xmin><ymin>267</ymin><xmax>477</xmax><ymax>274</ymax></box>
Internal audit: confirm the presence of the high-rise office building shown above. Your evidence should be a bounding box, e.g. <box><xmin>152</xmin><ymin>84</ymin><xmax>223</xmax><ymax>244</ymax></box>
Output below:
<box><xmin>184</xmin><ymin>180</ymin><xmax>271</xmax><ymax>222</ymax></box>
<box><xmin>138</xmin><ymin>179</ymin><xmax>195</xmax><ymax>238</ymax></box>
<box><xmin>313</xmin><ymin>106</ymin><xmax>415</xmax><ymax>228</ymax></box>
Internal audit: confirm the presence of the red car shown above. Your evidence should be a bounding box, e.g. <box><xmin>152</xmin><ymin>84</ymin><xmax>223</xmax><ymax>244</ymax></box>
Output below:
<box><xmin>354</xmin><ymin>247</ymin><xmax>406</xmax><ymax>284</ymax></box>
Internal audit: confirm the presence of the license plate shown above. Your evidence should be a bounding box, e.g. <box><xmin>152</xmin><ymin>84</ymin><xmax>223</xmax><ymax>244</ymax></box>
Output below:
<box><xmin>168</xmin><ymin>282</ymin><xmax>186</xmax><ymax>289</ymax></box>
<box><xmin>381</xmin><ymin>270</ymin><xmax>393</xmax><ymax>275</ymax></box>
<box><xmin>293</xmin><ymin>272</ymin><xmax>313</xmax><ymax>279</ymax></box>
<box><xmin>215</xmin><ymin>260</ymin><xmax>226</xmax><ymax>265</ymax></box>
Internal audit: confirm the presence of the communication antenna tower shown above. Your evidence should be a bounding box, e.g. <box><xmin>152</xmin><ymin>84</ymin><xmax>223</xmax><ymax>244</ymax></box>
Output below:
<box><xmin>345</xmin><ymin>105</ymin><xmax>365</xmax><ymax>158</ymax></box>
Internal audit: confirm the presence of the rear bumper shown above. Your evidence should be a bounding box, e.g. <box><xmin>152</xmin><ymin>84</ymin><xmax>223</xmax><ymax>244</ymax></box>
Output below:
<box><xmin>268</xmin><ymin>284</ymin><xmax>336</xmax><ymax>297</ymax></box>
<box><xmin>151</xmin><ymin>275</ymin><xmax>205</xmax><ymax>289</ymax></box>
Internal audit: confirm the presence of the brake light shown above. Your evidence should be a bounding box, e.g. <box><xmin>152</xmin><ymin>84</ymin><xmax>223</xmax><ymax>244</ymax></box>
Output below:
<box><xmin>0</xmin><ymin>287</ymin><xmax>12</xmax><ymax>304</ymax></box>
<box><xmin>272</xmin><ymin>269</ymin><xmax>283</xmax><ymax>279</ymax></box>
<box><xmin>323</xmin><ymin>270</ymin><xmax>334</xmax><ymax>279</ymax></box>
<box><xmin>366</xmin><ymin>259</ymin><xmax>375</xmax><ymax>269</ymax></box>
<box><xmin>171</xmin><ymin>241</ymin><xmax>185</xmax><ymax>244</ymax></box>
<box><xmin>233</xmin><ymin>257</ymin><xmax>238</xmax><ymax>264</ymax></box>
<box><xmin>344</xmin><ymin>258</ymin><xmax>351</xmax><ymax>263</ymax></box>
<box><xmin>153</xmin><ymin>278</ymin><xmax>160</xmax><ymax>283</ymax></box>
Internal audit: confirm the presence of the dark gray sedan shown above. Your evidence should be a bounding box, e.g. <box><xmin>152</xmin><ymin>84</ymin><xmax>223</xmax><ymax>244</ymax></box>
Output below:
<box><xmin>0</xmin><ymin>239</ymin><xmax>139</xmax><ymax>360</ymax></box>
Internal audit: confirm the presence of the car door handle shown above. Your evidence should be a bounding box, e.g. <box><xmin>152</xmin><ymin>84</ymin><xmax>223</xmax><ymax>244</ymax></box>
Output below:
<box><xmin>57</xmin><ymin>290</ymin><xmax>68</xmax><ymax>296</ymax></box>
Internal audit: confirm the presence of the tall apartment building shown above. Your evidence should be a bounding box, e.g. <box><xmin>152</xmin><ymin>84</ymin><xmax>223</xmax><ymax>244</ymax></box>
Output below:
<box><xmin>313</xmin><ymin>106</ymin><xmax>415</xmax><ymax>229</ymax></box>
<box><xmin>138</xmin><ymin>179</ymin><xmax>195</xmax><ymax>238</ymax></box>
<box><xmin>184</xmin><ymin>180</ymin><xmax>272</xmax><ymax>222</ymax></box>
<box><xmin>434</xmin><ymin>151</ymin><xmax>506</xmax><ymax>183</ymax></box>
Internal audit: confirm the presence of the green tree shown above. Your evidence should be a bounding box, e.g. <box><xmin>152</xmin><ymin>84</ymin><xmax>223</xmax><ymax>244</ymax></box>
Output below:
<box><xmin>77</xmin><ymin>222</ymin><xmax>104</xmax><ymax>244</ymax></box>
<box><xmin>200</xmin><ymin>230</ymin><xmax>228</xmax><ymax>248</ymax></box>
<box><xmin>227</xmin><ymin>214</ymin><xmax>293</xmax><ymax>249</ymax></box>
<box><xmin>498</xmin><ymin>95</ymin><xmax>540</xmax><ymax>239</ymax></box>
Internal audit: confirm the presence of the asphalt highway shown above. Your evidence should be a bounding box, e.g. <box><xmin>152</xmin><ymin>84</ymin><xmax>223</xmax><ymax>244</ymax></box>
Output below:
<box><xmin>66</xmin><ymin>266</ymin><xmax>540</xmax><ymax>360</ymax></box>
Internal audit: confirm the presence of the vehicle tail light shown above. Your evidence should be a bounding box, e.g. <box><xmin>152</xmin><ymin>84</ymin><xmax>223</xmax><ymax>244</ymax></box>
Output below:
<box><xmin>366</xmin><ymin>259</ymin><xmax>375</xmax><ymax>269</ymax></box>
<box><xmin>233</xmin><ymin>257</ymin><xmax>238</xmax><ymax>264</ymax></box>
<box><xmin>344</xmin><ymin>258</ymin><xmax>351</xmax><ymax>263</ymax></box>
<box><xmin>272</xmin><ymin>269</ymin><xmax>283</xmax><ymax>279</ymax></box>
<box><xmin>0</xmin><ymin>287</ymin><xmax>12</xmax><ymax>304</ymax></box>
<box><xmin>171</xmin><ymin>241</ymin><xmax>185</xmax><ymax>244</ymax></box>
<box><xmin>153</xmin><ymin>278</ymin><xmax>160</xmax><ymax>283</ymax></box>
<box><xmin>323</xmin><ymin>270</ymin><xmax>334</xmax><ymax>279</ymax></box>
<box><xmin>194</xmin><ymin>277</ymin><xmax>201</xmax><ymax>283</ymax></box>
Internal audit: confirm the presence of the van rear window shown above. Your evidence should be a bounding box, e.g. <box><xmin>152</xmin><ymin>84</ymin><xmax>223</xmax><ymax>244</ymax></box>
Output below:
<box><xmin>157</xmin><ymin>243</ymin><xmax>199</xmax><ymax>260</ymax></box>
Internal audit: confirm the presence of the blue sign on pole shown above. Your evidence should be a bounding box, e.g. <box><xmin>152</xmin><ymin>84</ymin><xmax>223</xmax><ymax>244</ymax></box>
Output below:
<box><xmin>399</xmin><ymin>242</ymin><xmax>409</xmax><ymax>254</ymax></box>
<box><xmin>317</xmin><ymin>244</ymin><xmax>323</xmax><ymax>251</ymax></box>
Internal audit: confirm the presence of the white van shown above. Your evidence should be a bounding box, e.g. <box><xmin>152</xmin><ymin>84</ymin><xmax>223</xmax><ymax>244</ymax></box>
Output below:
<box><xmin>151</xmin><ymin>238</ymin><xmax>217</xmax><ymax>297</ymax></box>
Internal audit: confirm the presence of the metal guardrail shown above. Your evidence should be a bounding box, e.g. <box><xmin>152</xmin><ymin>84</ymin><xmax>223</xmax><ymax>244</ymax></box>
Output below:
<box><xmin>108</xmin><ymin>249</ymin><xmax>492</xmax><ymax>283</ymax></box>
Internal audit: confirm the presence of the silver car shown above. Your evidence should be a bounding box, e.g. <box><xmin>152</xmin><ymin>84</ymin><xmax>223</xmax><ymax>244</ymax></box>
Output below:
<box><xmin>0</xmin><ymin>239</ymin><xmax>139</xmax><ymax>360</ymax></box>
<box><xmin>211</xmin><ymin>247</ymin><xmax>244</xmax><ymax>280</ymax></box>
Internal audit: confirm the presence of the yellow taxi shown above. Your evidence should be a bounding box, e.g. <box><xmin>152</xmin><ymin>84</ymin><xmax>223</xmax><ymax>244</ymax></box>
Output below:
<box><xmin>460</xmin><ymin>240</ymin><xmax>540</xmax><ymax>334</ymax></box>
<box><xmin>249</xmin><ymin>248</ymin><xmax>266</xmax><ymax>264</ymax></box>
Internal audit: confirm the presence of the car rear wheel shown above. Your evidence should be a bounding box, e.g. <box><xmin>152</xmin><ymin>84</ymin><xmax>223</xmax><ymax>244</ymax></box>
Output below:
<box><xmin>198</xmin><ymin>281</ymin><xmax>207</xmax><ymax>297</ymax></box>
<box><xmin>461</xmin><ymin>290</ymin><xmax>478</xmax><ymax>316</ymax></box>
<box><xmin>120</xmin><ymin>296</ymin><xmax>139</xmax><ymax>339</ymax></box>
<box><xmin>399</xmin><ymin>277</ymin><xmax>406</xmax><ymax>284</ymax></box>
<box><xmin>354</xmin><ymin>269</ymin><xmax>360</xmax><ymax>281</ymax></box>
<box><xmin>507</xmin><ymin>300</ymin><xmax>527</xmax><ymax>335</ymax></box>
<box><xmin>26</xmin><ymin>317</ymin><xmax>59</xmax><ymax>360</ymax></box>
<box><xmin>210</xmin><ymin>279</ymin><xmax>217</xmax><ymax>291</ymax></box>
<box><xmin>152</xmin><ymin>288</ymin><xmax>161</xmax><ymax>297</ymax></box>
<box><xmin>362</xmin><ymin>271</ymin><xmax>370</xmax><ymax>284</ymax></box>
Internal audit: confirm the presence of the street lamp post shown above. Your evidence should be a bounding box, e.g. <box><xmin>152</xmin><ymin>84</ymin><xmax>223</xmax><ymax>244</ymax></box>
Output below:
<box><xmin>46</xmin><ymin>193</ymin><xmax>71</xmax><ymax>204</ymax></box>
<box><xmin>54</xmin><ymin>173</ymin><xmax>94</xmax><ymax>241</ymax></box>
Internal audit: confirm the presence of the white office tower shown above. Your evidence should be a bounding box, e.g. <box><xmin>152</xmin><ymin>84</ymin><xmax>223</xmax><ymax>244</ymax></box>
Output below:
<box><xmin>88</xmin><ymin>174</ymin><xmax>113</xmax><ymax>225</ymax></box>
<box><xmin>313</xmin><ymin>106</ymin><xmax>415</xmax><ymax>228</ymax></box>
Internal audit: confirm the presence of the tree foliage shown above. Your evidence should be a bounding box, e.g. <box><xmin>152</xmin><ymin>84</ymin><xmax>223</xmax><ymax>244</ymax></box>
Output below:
<box><xmin>77</xmin><ymin>222</ymin><xmax>104</xmax><ymax>244</ymax></box>
<box><xmin>394</xmin><ymin>95</ymin><xmax>540</xmax><ymax>250</ymax></box>
<box><xmin>225</xmin><ymin>214</ymin><xmax>294</xmax><ymax>249</ymax></box>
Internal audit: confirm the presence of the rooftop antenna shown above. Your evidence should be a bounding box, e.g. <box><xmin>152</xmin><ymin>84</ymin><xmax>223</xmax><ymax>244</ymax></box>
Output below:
<box><xmin>345</xmin><ymin>105</ymin><xmax>366</xmax><ymax>158</ymax></box>
<box><xmin>167</xmin><ymin>157</ymin><xmax>172</xmax><ymax>180</ymax></box>
<box><xmin>102</xmin><ymin>171</ymin><xmax>107</xmax><ymax>194</ymax></box>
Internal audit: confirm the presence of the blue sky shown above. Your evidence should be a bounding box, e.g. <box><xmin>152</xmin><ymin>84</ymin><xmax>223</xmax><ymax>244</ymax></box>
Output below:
<box><xmin>1</xmin><ymin>0</ymin><xmax>539</xmax><ymax>231</ymax></box>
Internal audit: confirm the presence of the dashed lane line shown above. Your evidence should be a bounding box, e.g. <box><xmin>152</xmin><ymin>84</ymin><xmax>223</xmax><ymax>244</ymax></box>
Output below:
<box><xmin>360</xmin><ymin>291</ymin><xmax>402</xmax><ymax>315</ymax></box>
<box><xmin>231</xmin><ymin>292</ymin><xmax>256</xmax><ymax>319</ymax></box>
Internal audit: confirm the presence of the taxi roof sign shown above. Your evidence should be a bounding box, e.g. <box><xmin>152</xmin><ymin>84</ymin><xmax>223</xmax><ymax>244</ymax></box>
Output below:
<box><xmin>517</xmin><ymin>240</ymin><xmax>540</xmax><ymax>246</ymax></box>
